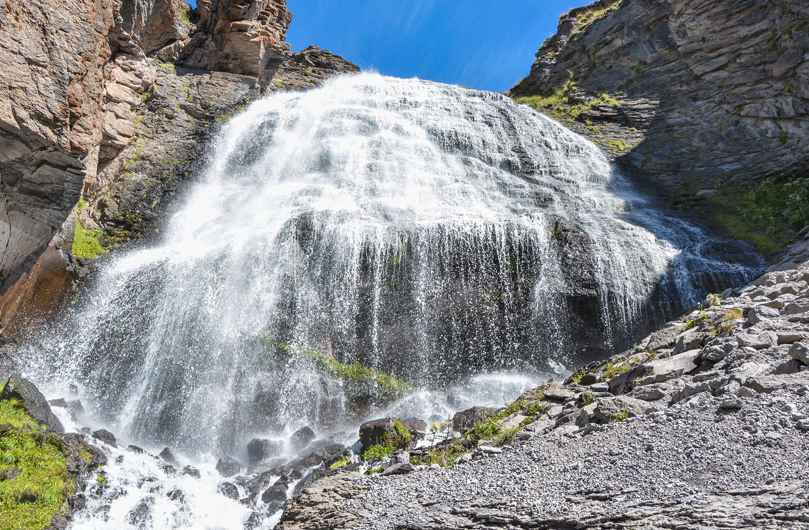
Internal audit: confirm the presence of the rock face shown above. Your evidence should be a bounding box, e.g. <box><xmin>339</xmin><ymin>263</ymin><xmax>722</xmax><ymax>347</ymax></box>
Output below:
<box><xmin>510</xmin><ymin>0</ymin><xmax>809</xmax><ymax>189</ymax></box>
<box><xmin>0</xmin><ymin>0</ymin><xmax>358</xmax><ymax>337</ymax></box>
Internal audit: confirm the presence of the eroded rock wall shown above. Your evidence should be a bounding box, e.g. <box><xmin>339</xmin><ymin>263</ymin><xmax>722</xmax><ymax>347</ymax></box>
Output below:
<box><xmin>511</xmin><ymin>0</ymin><xmax>809</xmax><ymax>190</ymax></box>
<box><xmin>0</xmin><ymin>0</ymin><xmax>358</xmax><ymax>337</ymax></box>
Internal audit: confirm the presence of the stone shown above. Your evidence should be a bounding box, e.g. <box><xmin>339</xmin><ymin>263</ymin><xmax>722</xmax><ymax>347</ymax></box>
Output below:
<box><xmin>673</xmin><ymin>331</ymin><xmax>710</xmax><ymax>355</ymax></box>
<box><xmin>540</xmin><ymin>382</ymin><xmax>575</xmax><ymax>402</ymax></box>
<box><xmin>630</xmin><ymin>385</ymin><xmax>667</xmax><ymax>401</ymax></box>
<box><xmin>670</xmin><ymin>382</ymin><xmax>712</xmax><ymax>405</ymax></box>
<box><xmin>127</xmin><ymin>497</ymin><xmax>154</xmax><ymax>526</ymax></box>
<box><xmin>747</xmin><ymin>305</ymin><xmax>781</xmax><ymax>325</ymax></box>
<box><xmin>736</xmin><ymin>332</ymin><xmax>777</xmax><ymax>350</ymax></box>
<box><xmin>789</xmin><ymin>343</ymin><xmax>809</xmax><ymax>365</ymax></box>
<box><xmin>359</xmin><ymin>418</ymin><xmax>397</xmax><ymax>448</ymax></box>
<box><xmin>797</xmin><ymin>419</ymin><xmax>809</xmax><ymax>432</ymax></box>
<box><xmin>262</xmin><ymin>475</ymin><xmax>291</xmax><ymax>508</ymax></box>
<box><xmin>182</xmin><ymin>466</ymin><xmax>200</xmax><ymax>478</ymax></box>
<box><xmin>216</xmin><ymin>456</ymin><xmax>242</xmax><ymax>477</ymax></box>
<box><xmin>92</xmin><ymin>429</ymin><xmax>117</xmax><ymax>446</ymax></box>
<box><xmin>217</xmin><ymin>482</ymin><xmax>239</xmax><ymax>500</ymax></box>
<box><xmin>159</xmin><ymin>447</ymin><xmax>177</xmax><ymax>465</ymax></box>
<box><xmin>290</xmin><ymin>426</ymin><xmax>316</xmax><ymax>450</ymax></box>
<box><xmin>593</xmin><ymin>396</ymin><xmax>652</xmax><ymax>423</ymax></box>
<box><xmin>719</xmin><ymin>397</ymin><xmax>743</xmax><ymax>410</ymax></box>
<box><xmin>777</xmin><ymin>332</ymin><xmax>808</xmax><ymax>345</ymax></box>
<box><xmin>0</xmin><ymin>374</ymin><xmax>64</xmax><ymax>432</ymax></box>
<box><xmin>608</xmin><ymin>364</ymin><xmax>653</xmax><ymax>395</ymax></box>
<box><xmin>401</xmin><ymin>419</ymin><xmax>427</xmax><ymax>441</ymax></box>
<box><xmin>247</xmin><ymin>438</ymin><xmax>284</xmax><ymax>466</ymax></box>
<box><xmin>382</xmin><ymin>463</ymin><xmax>415</xmax><ymax>476</ymax></box>
<box><xmin>636</xmin><ymin>350</ymin><xmax>700</xmax><ymax>386</ymax></box>
<box><xmin>745</xmin><ymin>372</ymin><xmax>809</xmax><ymax>394</ymax></box>
<box><xmin>452</xmin><ymin>407</ymin><xmax>497</xmax><ymax>433</ymax></box>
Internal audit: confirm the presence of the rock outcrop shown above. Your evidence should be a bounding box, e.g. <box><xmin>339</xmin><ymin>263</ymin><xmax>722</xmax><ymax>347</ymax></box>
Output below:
<box><xmin>510</xmin><ymin>0</ymin><xmax>809</xmax><ymax>189</ymax></box>
<box><xmin>0</xmin><ymin>0</ymin><xmax>358</xmax><ymax>337</ymax></box>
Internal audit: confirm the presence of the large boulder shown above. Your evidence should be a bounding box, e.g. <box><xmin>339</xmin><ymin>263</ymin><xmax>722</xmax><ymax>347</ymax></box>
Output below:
<box><xmin>247</xmin><ymin>438</ymin><xmax>284</xmax><ymax>466</ymax></box>
<box><xmin>216</xmin><ymin>456</ymin><xmax>242</xmax><ymax>477</ymax></box>
<box><xmin>290</xmin><ymin>426</ymin><xmax>316</xmax><ymax>450</ymax></box>
<box><xmin>0</xmin><ymin>374</ymin><xmax>64</xmax><ymax>433</ymax></box>
<box><xmin>452</xmin><ymin>406</ymin><xmax>497</xmax><ymax>433</ymax></box>
<box><xmin>358</xmin><ymin>418</ymin><xmax>410</xmax><ymax>449</ymax></box>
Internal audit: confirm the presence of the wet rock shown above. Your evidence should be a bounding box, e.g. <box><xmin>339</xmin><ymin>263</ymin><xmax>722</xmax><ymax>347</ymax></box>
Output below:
<box><xmin>48</xmin><ymin>398</ymin><xmax>68</xmax><ymax>408</ymax></box>
<box><xmin>452</xmin><ymin>407</ymin><xmax>497</xmax><ymax>433</ymax></box>
<box><xmin>216</xmin><ymin>456</ymin><xmax>242</xmax><ymax>477</ymax></box>
<box><xmin>0</xmin><ymin>374</ymin><xmax>64</xmax><ymax>432</ymax></box>
<box><xmin>359</xmin><ymin>418</ymin><xmax>404</xmax><ymax>448</ymax></box>
<box><xmin>247</xmin><ymin>438</ymin><xmax>284</xmax><ymax>466</ymax></box>
<box><xmin>217</xmin><ymin>481</ymin><xmax>239</xmax><ymax>500</ymax></box>
<box><xmin>126</xmin><ymin>496</ymin><xmax>154</xmax><ymax>527</ymax></box>
<box><xmin>92</xmin><ymin>429</ymin><xmax>117</xmax><ymax>447</ymax></box>
<box><xmin>66</xmin><ymin>400</ymin><xmax>85</xmax><ymax>416</ymax></box>
<box><xmin>167</xmin><ymin>489</ymin><xmax>185</xmax><ymax>503</ymax></box>
<box><xmin>262</xmin><ymin>475</ymin><xmax>291</xmax><ymax>509</ymax></box>
<box><xmin>158</xmin><ymin>447</ymin><xmax>177</xmax><ymax>465</ymax></box>
<box><xmin>182</xmin><ymin>465</ymin><xmax>200</xmax><ymax>478</ymax></box>
<box><xmin>128</xmin><ymin>445</ymin><xmax>145</xmax><ymax>454</ymax></box>
<box><xmin>290</xmin><ymin>426</ymin><xmax>316</xmax><ymax>450</ymax></box>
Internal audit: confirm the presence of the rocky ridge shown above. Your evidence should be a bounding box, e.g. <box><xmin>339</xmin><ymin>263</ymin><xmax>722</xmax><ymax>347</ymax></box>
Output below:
<box><xmin>0</xmin><ymin>0</ymin><xmax>358</xmax><ymax>337</ymax></box>
<box><xmin>276</xmin><ymin>235</ymin><xmax>809</xmax><ymax>529</ymax></box>
<box><xmin>509</xmin><ymin>0</ymin><xmax>809</xmax><ymax>189</ymax></box>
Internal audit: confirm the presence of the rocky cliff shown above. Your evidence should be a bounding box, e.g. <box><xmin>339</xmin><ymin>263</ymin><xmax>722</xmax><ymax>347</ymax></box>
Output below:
<box><xmin>0</xmin><ymin>0</ymin><xmax>358</xmax><ymax>336</ymax></box>
<box><xmin>510</xmin><ymin>0</ymin><xmax>809</xmax><ymax>189</ymax></box>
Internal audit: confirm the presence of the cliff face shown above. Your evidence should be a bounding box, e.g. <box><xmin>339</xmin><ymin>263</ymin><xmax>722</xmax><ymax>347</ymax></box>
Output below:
<box><xmin>510</xmin><ymin>0</ymin><xmax>809</xmax><ymax>189</ymax></box>
<box><xmin>0</xmin><ymin>0</ymin><xmax>358</xmax><ymax>336</ymax></box>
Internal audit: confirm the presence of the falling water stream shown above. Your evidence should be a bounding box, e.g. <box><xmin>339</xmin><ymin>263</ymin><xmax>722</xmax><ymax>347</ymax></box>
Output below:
<box><xmin>21</xmin><ymin>73</ymin><xmax>760</xmax><ymax>529</ymax></box>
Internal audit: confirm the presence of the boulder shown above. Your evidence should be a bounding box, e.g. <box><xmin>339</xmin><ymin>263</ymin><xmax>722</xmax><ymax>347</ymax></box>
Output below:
<box><xmin>247</xmin><ymin>438</ymin><xmax>284</xmax><ymax>466</ymax></box>
<box><xmin>92</xmin><ymin>429</ymin><xmax>117</xmax><ymax>446</ymax></box>
<box><xmin>748</xmin><ymin>305</ymin><xmax>781</xmax><ymax>325</ymax></box>
<box><xmin>789</xmin><ymin>343</ymin><xmax>809</xmax><ymax>365</ymax></box>
<box><xmin>636</xmin><ymin>350</ymin><xmax>700</xmax><ymax>386</ymax></box>
<box><xmin>217</xmin><ymin>482</ymin><xmax>239</xmax><ymax>501</ymax></box>
<box><xmin>359</xmin><ymin>418</ymin><xmax>410</xmax><ymax>448</ymax></box>
<box><xmin>451</xmin><ymin>407</ymin><xmax>497</xmax><ymax>433</ymax></box>
<box><xmin>401</xmin><ymin>419</ymin><xmax>427</xmax><ymax>441</ymax></box>
<box><xmin>0</xmin><ymin>374</ymin><xmax>64</xmax><ymax>433</ymax></box>
<box><xmin>608</xmin><ymin>364</ymin><xmax>652</xmax><ymax>395</ymax></box>
<box><xmin>745</xmin><ymin>372</ymin><xmax>809</xmax><ymax>394</ymax></box>
<box><xmin>736</xmin><ymin>331</ymin><xmax>777</xmax><ymax>350</ymax></box>
<box><xmin>382</xmin><ymin>463</ymin><xmax>415</xmax><ymax>476</ymax></box>
<box><xmin>261</xmin><ymin>475</ymin><xmax>291</xmax><ymax>509</ymax></box>
<box><xmin>539</xmin><ymin>381</ymin><xmax>575</xmax><ymax>402</ymax></box>
<box><xmin>159</xmin><ymin>447</ymin><xmax>177</xmax><ymax>465</ymax></box>
<box><xmin>290</xmin><ymin>426</ymin><xmax>316</xmax><ymax>450</ymax></box>
<box><xmin>673</xmin><ymin>331</ymin><xmax>710</xmax><ymax>355</ymax></box>
<box><xmin>216</xmin><ymin>456</ymin><xmax>242</xmax><ymax>477</ymax></box>
<box><xmin>593</xmin><ymin>397</ymin><xmax>652</xmax><ymax>423</ymax></box>
<box><xmin>670</xmin><ymin>382</ymin><xmax>712</xmax><ymax>404</ymax></box>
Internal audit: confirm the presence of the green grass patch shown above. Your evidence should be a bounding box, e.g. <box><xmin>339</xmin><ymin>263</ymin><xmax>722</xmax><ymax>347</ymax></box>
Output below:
<box><xmin>362</xmin><ymin>444</ymin><xmax>395</xmax><ymax>460</ymax></box>
<box><xmin>72</xmin><ymin>219</ymin><xmax>107</xmax><ymax>260</ymax></box>
<box><xmin>328</xmin><ymin>456</ymin><xmax>350</xmax><ymax>470</ymax></box>
<box><xmin>0</xmin><ymin>389</ymin><xmax>72</xmax><ymax>530</ymax></box>
<box><xmin>493</xmin><ymin>427</ymin><xmax>519</xmax><ymax>447</ymax></box>
<box><xmin>411</xmin><ymin>441</ymin><xmax>469</xmax><ymax>468</ymax></box>
<box><xmin>603</xmin><ymin>361</ymin><xmax>629</xmax><ymax>379</ymax></box>
<box><xmin>570</xmin><ymin>0</ymin><xmax>624</xmax><ymax>39</ymax></box>
<box><xmin>706</xmin><ymin>177</ymin><xmax>809</xmax><ymax>254</ymax></box>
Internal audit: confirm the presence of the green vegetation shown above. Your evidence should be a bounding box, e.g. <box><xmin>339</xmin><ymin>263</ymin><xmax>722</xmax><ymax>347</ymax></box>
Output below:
<box><xmin>411</xmin><ymin>441</ymin><xmax>469</xmax><ymax>468</ymax></box>
<box><xmin>611</xmin><ymin>409</ymin><xmax>629</xmax><ymax>422</ymax></box>
<box><xmin>493</xmin><ymin>427</ymin><xmax>519</xmax><ymax>447</ymax></box>
<box><xmin>72</xmin><ymin>219</ymin><xmax>107</xmax><ymax>260</ymax></box>
<box><xmin>570</xmin><ymin>0</ymin><xmax>624</xmax><ymax>39</ymax></box>
<box><xmin>570</xmin><ymin>370</ymin><xmax>589</xmax><ymax>384</ymax></box>
<box><xmin>580</xmin><ymin>392</ymin><xmax>596</xmax><ymax>406</ymax></box>
<box><xmin>274</xmin><ymin>341</ymin><xmax>412</xmax><ymax>399</ymax></box>
<box><xmin>362</xmin><ymin>444</ymin><xmax>395</xmax><ymax>460</ymax></box>
<box><xmin>328</xmin><ymin>456</ymin><xmax>350</xmax><ymax>470</ymax></box>
<box><xmin>709</xmin><ymin>308</ymin><xmax>743</xmax><ymax>336</ymax></box>
<box><xmin>709</xmin><ymin>177</ymin><xmax>809</xmax><ymax>254</ymax></box>
<box><xmin>178</xmin><ymin>10</ymin><xmax>191</xmax><ymax>24</ymax></box>
<box><xmin>706</xmin><ymin>293</ymin><xmax>723</xmax><ymax>307</ymax></box>
<box><xmin>0</xmin><ymin>385</ymin><xmax>72</xmax><ymax>530</ymax></box>
<box><xmin>603</xmin><ymin>361</ymin><xmax>629</xmax><ymax>379</ymax></box>
<box><xmin>509</xmin><ymin>76</ymin><xmax>622</xmax><ymax>123</ymax></box>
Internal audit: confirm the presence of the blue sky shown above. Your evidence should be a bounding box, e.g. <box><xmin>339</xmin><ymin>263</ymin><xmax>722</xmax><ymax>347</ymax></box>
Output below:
<box><xmin>187</xmin><ymin>1</ymin><xmax>587</xmax><ymax>92</ymax></box>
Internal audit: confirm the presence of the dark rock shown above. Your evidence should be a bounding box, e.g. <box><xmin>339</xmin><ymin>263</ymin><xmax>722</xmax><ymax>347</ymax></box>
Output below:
<box><xmin>401</xmin><ymin>418</ymin><xmax>427</xmax><ymax>441</ymax></box>
<box><xmin>359</xmin><ymin>418</ymin><xmax>397</xmax><ymax>448</ymax></box>
<box><xmin>182</xmin><ymin>465</ymin><xmax>200</xmax><ymax>478</ymax></box>
<box><xmin>452</xmin><ymin>407</ymin><xmax>497</xmax><ymax>433</ymax></box>
<box><xmin>126</xmin><ymin>496</ymin><xmax>154</xmax><ymax>527</ymax></box>
<box><xmin>608</xmin><ymin>364</ymin><xmax>652</xmax><ymax>395</ymax></box>
<box><xmin>92</xmin><ymin>429</ymin><xmax>117</xmax><ymax>446</ymax></box>
<box><xmin>382</xmin><ymin>463</ymin><xmax>415</xmax><ymax>476</ymax></box>
<box><xmin>48</xmin><ymin>398</ymin><xmax>68</xmax><ymax>408</ymax></box>
<box><xmin>128</xmin><ymin>445</ymin><xmax>145</xmax><ymax>454</ymax></box>
<box><xmin>0</xmin><ymin>374</ymin><xmax>64</xmax><ymax>432</ymax></box>
<box><xmin>158</xmin><ymin>447</ymin><xmax>177</xmax><ymax>465</ymax></box>
<box><xmin>290</xmin><ymin>426</ymin><xmax>316</xmax><ymax>450</ymax></box>
<box><xmin>66</xmin><ymin>400</ymin><xmax>85</xmax><ymax>416</ymax></box>
<box><xmin>216</xmin><ymin>455</ymin><xmax>242</xmax><ymax>477</ymax></box>
<box><xmin>167</xmin><ymin>489</ymin><xmax>185</xmax><ymax>503</ymax></box>
<box><xmin>247</xmin><ymin>438</ymin><xmax>284</xmax><ymax>466</ymax></box>
<box><xmin>217</xmin><ymin>481</ymin><xmax>239</xmax><ymax>500</ymax></box>
<box><xmin>262</xmin><ymin>475</ymin><xmax>291</xmax><ymax>509</ymax></box>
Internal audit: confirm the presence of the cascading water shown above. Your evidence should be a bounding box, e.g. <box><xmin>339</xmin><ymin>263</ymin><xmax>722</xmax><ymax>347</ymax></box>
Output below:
<box><xmin>21</xmin><ymin>73</ymin><xmax>760</xmax><ymax>529</ymax></box>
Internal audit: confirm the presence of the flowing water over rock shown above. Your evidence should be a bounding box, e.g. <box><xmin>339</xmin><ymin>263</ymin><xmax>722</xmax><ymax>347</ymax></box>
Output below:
<box><xmin>20</xmin><ymin>74</ymin><xmax>761</xmax><ymax>529</ymax></box>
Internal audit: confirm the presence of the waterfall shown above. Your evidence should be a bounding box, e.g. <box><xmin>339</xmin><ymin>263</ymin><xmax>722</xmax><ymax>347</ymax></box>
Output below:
<box><xmin>25</xmin><ymin>73</ymin><xmax>758</xmax><ymax>472</ymax></box>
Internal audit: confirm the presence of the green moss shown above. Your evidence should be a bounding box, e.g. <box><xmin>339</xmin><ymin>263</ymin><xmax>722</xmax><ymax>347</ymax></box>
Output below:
<box><xmin>509</xmin><ymin>76</ymin><xmax>621</xmax><ymax>124</ymax></box>
<box><xmin>328</xmin><ymin>456</ymin><xmax>350</xmax><ymax>470</ymax></box>
<box><xmin>392</xmin><ymin>419</ymin><xmax>411</xmax><ymax>448</ymax></box>
<box><xmin>0</xmin><ymin>389</ymin><xmax>72</xmax><ymax>530</ymax></box>
<box><xmin>178</xmin><ymin>10</ymin><xmax>191</xmax><ymax>24</ymax></box>
<box><xmin>72</xmin><ymin>219</ymin><xmax>107</xmax><ymax>260</ymax></box>
<box><xmin>276</xmin><ymin>342</ymin><xmax>411</xmax><ymax>399</ymax></box>
<box><xmin>362</xmin><ymin>444</ymin><xmax>394</xmax><ymax>460</ymax></box>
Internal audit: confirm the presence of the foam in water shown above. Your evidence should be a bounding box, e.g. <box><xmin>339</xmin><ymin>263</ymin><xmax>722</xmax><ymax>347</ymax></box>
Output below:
<box><xmin>18</xmin><ymin>73</ymin><xmax>760</xmax><ymax>529</ymax></box>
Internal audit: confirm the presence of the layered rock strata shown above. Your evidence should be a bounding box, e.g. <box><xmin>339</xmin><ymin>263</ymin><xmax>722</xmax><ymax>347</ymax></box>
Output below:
<box><xmin>510</xmin><ymin>0</ymin><xmax>809</xmax><ymax>189</ymax></box>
